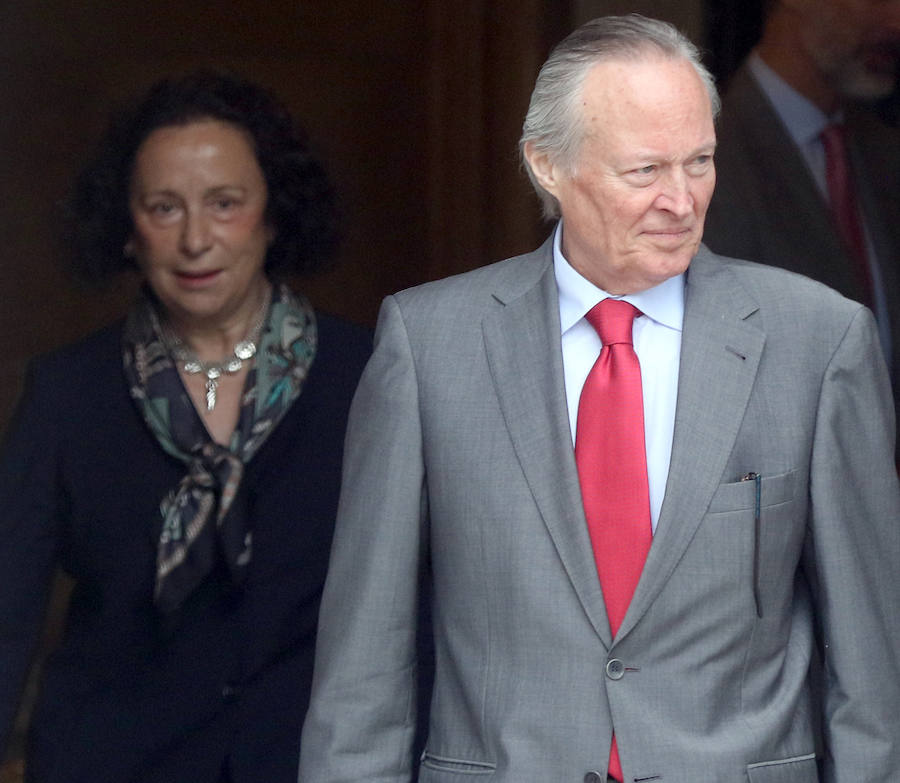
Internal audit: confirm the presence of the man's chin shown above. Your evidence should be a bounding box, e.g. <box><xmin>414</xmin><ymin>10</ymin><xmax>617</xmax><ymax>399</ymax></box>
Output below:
<box><xmin>638</xmin><ymin>251</ymin><xmax>694</xmax><ymax>289</ymax></box>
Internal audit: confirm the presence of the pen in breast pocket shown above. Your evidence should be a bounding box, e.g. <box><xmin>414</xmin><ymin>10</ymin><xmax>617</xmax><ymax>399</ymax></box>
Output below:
<box><xmin>741</xmin><ymin>472</ymin><xmax>762</xmax><ymax>618</ymax></box>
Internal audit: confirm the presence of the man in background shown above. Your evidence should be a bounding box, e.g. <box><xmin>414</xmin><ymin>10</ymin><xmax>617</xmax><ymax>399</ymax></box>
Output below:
<box><xmin>705</xmin><ymin>0</ymin><xmax>900</xmax><ymax>437</ymax></box>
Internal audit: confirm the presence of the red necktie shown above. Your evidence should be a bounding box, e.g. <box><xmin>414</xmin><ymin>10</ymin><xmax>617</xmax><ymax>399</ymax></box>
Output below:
<box><xmin>575</xmin><ymin>299</ymin><xmax>652</xmax><ymax>783</ymax></box>
<box><xmin>821</xmin><ymin>123</ymin><xmax>873</xmax><ymax>306</ymax></box>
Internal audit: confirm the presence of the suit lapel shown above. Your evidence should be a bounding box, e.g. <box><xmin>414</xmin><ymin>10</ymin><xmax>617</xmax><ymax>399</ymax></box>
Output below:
<box><xmin>725</xmin><ymin>67</ymin><xmax>865</xmax><ymax>299</ymax></box>
<box><xmin>482</xmin><ymin>242</ymin><xmax>766</xmax><ymax>646</ymax></box>
<box><xmin>482</xmin><ymin>243</ymin><xmax>614</xmax><ymax>646</ymax></box>
<box><xmin>617</xmin><ymin>248</ymin><xmax>765</xmax><ymax>639</ymax></box>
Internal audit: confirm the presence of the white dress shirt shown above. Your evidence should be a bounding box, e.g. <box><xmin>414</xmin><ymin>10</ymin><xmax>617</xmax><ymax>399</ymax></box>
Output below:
<box><xmin>554</xmin><ymin>223</ymin><xmax>683</xmax><ymax>533</ymax></box>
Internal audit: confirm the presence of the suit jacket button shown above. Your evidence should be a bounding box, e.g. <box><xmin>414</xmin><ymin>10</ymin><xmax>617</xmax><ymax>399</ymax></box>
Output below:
<box><xmin>584</xmin><ymin>772</ymin><xmax>604</xmax><ymax>783</ymax></box>
<box><xmin>606</xmin><ymin>658</ymin><xmax>626</xmax><ymax>680</ymax></box>
<box><xmin>222</xmin><ymin>683</ymin><xmax>239</xmax><ymax>701</ymax></box>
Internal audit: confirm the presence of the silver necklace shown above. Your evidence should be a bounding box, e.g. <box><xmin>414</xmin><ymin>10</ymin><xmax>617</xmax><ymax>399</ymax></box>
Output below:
<box><xmin>158</xmin><ymin>288</ymin><xmax>271</xmax><ymax>412</ymax></box>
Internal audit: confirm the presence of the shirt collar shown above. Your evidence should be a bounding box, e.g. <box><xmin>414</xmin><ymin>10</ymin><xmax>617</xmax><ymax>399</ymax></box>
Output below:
<box><xmin>748</xmin><ymin>51</ymin><xmax>839</xmax><ymax>146</ymax></box>
<box><xmin>553</xmin><ymin>221</ymin><xmax>685</xmax><ymax>336</ymax></box>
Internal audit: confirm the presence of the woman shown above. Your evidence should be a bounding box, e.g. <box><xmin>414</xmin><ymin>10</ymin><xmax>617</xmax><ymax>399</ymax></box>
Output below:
<box><xmin>0</xmin><ymin>72</ymin><xmax>370</xmax><ymax>782</ymax></box>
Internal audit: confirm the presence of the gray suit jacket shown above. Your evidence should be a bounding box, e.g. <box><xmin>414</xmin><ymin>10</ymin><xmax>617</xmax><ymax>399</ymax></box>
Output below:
<box><xmin>300</xmin><ymin>239</ymin><xmax>900</xmax><ymax>782</ymax></box>
<box><xmin>704</xmin><ymin>62</ymin><xmax>900</xmax><ymax>440</ymax></box>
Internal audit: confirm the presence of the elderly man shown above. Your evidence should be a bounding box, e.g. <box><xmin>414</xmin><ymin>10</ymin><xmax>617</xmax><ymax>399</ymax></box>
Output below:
<box><xmin>300</xmin><ymin>15</ymin><xmax>900</xmax><ymax>783</ymax></box>
<box><xmin>704</xmin><ymin>0</ymin><xmax>900</xmax><ymax>445</ymax></box>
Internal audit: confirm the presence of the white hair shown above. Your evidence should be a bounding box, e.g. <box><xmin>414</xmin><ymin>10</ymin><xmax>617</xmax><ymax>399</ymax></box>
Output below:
<box><xmin>520</xmin><ymin>14</ymin><xmax>721</xmax><ymax>219</ymax></box>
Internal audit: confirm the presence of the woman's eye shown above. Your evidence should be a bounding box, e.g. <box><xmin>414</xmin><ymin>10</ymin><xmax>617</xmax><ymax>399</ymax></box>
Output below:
<box><xmin>148</xmin><ymin>202</ymin><xmax>179</xmax><ymax>219</ymax></box>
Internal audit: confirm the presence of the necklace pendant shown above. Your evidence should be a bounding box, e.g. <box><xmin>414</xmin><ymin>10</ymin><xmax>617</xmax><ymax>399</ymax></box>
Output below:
<box><xmin>234</xmin><ymin>340</ymin><xmax>256</xmax><ymax>361</ymax></box>
<box><xmin>205</xmin><ymin>376</ymin><xmax>219</xmax><ymax>411</ymax></box>
<box><xmin>156</xmin><ymin>286</ymin><xmax>270</xmax><ymax>415</ymax></box>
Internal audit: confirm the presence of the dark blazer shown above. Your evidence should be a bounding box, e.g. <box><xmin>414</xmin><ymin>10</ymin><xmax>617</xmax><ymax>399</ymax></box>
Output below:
<box><xmin>704</xmin><ymin>62</ymin><xmax>900</xmax><ymax>434</ymax></box>
<box><xmin>0</xmin><ymin>310</ymin><xmax>370</xmax><ymax>783</ymax></box>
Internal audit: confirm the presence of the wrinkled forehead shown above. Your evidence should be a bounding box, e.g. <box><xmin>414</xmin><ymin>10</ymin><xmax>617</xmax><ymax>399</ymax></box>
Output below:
<box><xmin>578</xmin><ymin>58</ymin><xmax>714</xmax><ymax>152</ymax></box>
<box><xmin>577</xmin><ymin>56</ymin><xmax>714</xmax><ymax>123</ymax></box>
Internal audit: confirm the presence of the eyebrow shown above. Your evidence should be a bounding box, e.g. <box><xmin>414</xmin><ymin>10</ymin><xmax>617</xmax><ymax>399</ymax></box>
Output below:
<box><xmin>628</xmin><ymin>141</ymin><xmax>717</xmax><ymax>163</ymax></box>
<box><xmin>136</xmin><ymin>184</ymin><xmax>250</xmax><ymax>199</ymax></box>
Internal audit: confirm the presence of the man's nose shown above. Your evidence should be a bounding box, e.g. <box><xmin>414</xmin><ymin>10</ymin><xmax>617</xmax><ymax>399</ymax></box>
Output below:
<box><xmin>656</xmin><ymin>169</ymin><xmax>694</xmax><ymax>217</ymax></box>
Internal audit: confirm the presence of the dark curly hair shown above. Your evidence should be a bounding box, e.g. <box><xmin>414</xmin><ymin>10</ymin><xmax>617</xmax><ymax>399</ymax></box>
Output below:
<box><xmin>67</xmin><ymin>70</ymin><xmax>338</xmax><ymax>282</ymax></box>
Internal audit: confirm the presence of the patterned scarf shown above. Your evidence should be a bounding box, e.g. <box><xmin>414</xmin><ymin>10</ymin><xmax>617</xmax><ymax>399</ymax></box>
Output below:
<box><xmin>122</xmin><ymin>282</ymin><xmax>317</xmax><ymax>614</ymax></box>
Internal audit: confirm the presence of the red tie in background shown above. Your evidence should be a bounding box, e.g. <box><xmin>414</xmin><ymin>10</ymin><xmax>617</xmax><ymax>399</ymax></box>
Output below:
<box><xmin>821</xmin><ymin>123</ymin><xmax>873</xmax><ymax>307</ymax></box>
<box><xmin>575</xmin><ymin>299</ymin><xmax>652</xmax><ymax>783</ymax></box>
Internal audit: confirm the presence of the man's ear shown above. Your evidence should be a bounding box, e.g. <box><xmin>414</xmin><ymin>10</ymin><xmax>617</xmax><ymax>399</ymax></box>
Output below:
<box><xmin>523</xmin><ymin>141</ymin><xmax>564</xmax><ymax>197</ymax></box>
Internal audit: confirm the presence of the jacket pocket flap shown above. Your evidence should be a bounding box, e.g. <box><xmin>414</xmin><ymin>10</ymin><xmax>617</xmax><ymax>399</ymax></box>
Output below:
<box><xmin>708</xmin><ymin>469</ymin><xmax>796</xmax><ymax>513</ymax></box>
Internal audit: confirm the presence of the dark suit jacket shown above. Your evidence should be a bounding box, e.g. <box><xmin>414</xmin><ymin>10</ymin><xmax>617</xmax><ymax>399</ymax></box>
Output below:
<box><xmin>704</xmin><ymin>62</ymin><xmax>900</xmax><ymax>435</ymax></box>
<box><xmin>0</xmin><ymin>310</ymin><xmax>370</xmax><ymax>783</ymax></box>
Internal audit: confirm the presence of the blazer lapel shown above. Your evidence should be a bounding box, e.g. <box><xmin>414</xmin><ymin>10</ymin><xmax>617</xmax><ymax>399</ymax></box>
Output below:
<box><xmin>482</xmin><ymin>242</ymin><xmax>613</xmax><ymax>647</ymax></box>
<box><xmin>617</xmin><ymin>248</ymin><xmax>766</xmax><ymax>640</ymax></box>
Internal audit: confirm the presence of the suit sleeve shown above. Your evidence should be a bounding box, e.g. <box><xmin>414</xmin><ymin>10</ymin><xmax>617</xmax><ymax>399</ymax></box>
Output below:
<box><xmin>805</xmin><ymin>306</ymin><xmax>900</xmax><ymax>780</ymax></box>
<box><xmin>299</xmin><ymin>295</ymin><xmax>427</xmax><ymax>782</ymax></box>
<box><xmin>0</xmin><ymin>361</ymin><xmax>64</xmax><ymax>752</ymax></box>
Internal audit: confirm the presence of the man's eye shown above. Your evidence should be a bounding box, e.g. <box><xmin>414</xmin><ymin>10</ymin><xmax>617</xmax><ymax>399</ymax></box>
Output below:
<box><xmin>636</xmin><ymin>165</ymin><xmax>656</xmax><ymax>175</ymax></box>
<box><xmin>687</xmin><ymin>154</ymin><xmax>714</xmax><ymax>173</ymax></box>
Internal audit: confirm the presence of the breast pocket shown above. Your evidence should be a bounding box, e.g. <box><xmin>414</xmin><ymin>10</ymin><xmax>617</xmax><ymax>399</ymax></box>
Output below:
<box><xmin>699</xmin><ymin>469</ymin><xmax>801</xmax><ymax>619</ymax></box>
<box><xmin>708</xmin><ymin>469</ymin><xmax>797</xmax><ymax>514</ymax></box>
